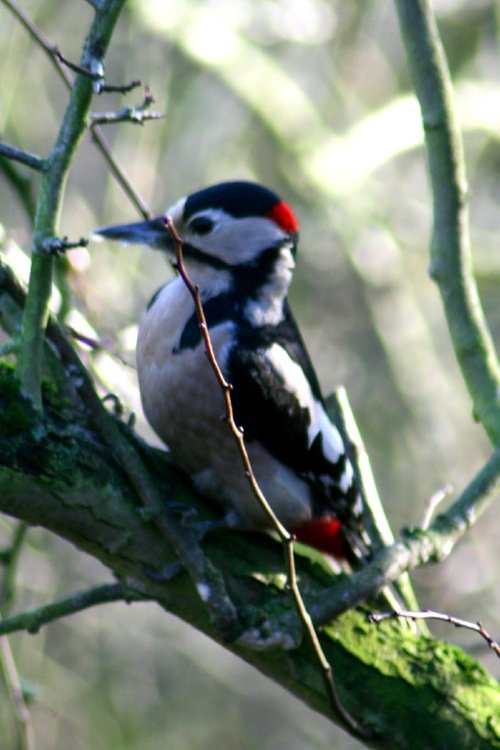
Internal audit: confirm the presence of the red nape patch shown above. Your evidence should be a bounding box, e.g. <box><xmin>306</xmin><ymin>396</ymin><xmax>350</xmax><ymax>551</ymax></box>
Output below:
<box><xmin>292</xmin><ymin>518</ymin><xmax>347</xmax><ymax>560</ymax></box>
<box><xmin>266</xmin><ymin>201</ymin><xmax>299</xmax><ymax>234</ymax></box>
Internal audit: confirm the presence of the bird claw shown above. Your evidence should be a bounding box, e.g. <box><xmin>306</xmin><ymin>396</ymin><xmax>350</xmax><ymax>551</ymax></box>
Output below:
<box><xmin>235</xmin><ymin>621</ymin><xmax>300</xmax><ymax>651</ymax></box>
<box><xmin>169</xmin><ymin>503</ymin><xmax>242</xmax><ymax>542</ymax></box>
<box><xmin>142</xmin><ymin>561</ymin><xmax>182</xmax><ymax>583</ymax></box>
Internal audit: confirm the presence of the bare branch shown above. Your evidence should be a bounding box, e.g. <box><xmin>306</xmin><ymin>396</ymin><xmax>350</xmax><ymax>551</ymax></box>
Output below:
<box><xmin>99</xmin><ymin>79</ymin><xmax>142</xmax><ymax>94</ymax></box>
<box><xmin>0</xmin><ymin>142</ymin><xmax>44</xmax><ymax>171</ymax></box>
<box><xmin>53</xmin><ymin>45</ymin><xmax>104</xmax><ymax>81</ymax></box>
<box><xmin>0</xmin><ymin>583</ymin><xmax>140</xmax><ymax>636</ymax></box>
<box><xmin>329</xmin><ymin>387</ymin><xmax>422</xmax><ymax>619</ymax></box>
<box><xmin>394</xmin><ymin>0</ymin><xmax>500</xmax><ymax>445</ymax></box>
<box><xmin>90</xmin><ymin>108</ymin><xmax>165</xmax><ymax>126</ymax></box>
<box><xmin>421</xmin><ymin>484</ymin><xmax>453</xmax><ymax>530</ymax></box>
<box><xmin>0</xmin><ymin>638</ymin><xmax>34</xmax><ymax>750</ymax></box>
<box><xmin>40</xmin><ymin>236</ymin><xmax>89</xmax><ymax>256</ymax></box>
<box><xmin>90</xmin><ymin>89</ymin><xmax>165</xmax><ymax>126</ymax></box>
<box><xmin>83</xmin><ymin>0</ymin><xmax>105</xmax><ymax>10</ymax></box>
<box><xmin>66</xmin><ymin>326</ymin><xmax>135</xmax><ymax>368</ymax></box>
<box><xmin>0</xmin><ymin>256</ymin><xmax>498</xmax><ymax>745</ymax></box>
<box><xmin>52</xmin><ymin>48</ymin><xmax>145</xmax><ymax>97</ymax></box>
<box><xmin>0</xmin><ymin>522</ymin><xmax>28</xmax><ymax>613</ymax></box>
<box><xmin>369</xmin><ymin>609</ymin><xmax>500</xmax><ymax>658</ymax></box>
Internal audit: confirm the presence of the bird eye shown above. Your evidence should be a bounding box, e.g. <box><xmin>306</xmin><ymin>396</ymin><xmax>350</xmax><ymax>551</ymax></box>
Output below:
<box><xmin>189</xmin><ymin>216</ymin><xmax>215</xmax><ymax>235</ymax></box>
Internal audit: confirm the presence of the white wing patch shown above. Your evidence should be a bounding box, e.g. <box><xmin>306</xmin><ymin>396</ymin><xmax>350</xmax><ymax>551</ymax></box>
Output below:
<box><xmin>266</xmin><ymin>343</ymin><xmax>345</xmax><ymax>463</ymax></box>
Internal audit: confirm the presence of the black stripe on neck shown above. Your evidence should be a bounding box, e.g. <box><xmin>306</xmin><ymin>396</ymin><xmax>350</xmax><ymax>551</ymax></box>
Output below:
<box><xmin>182</xmin><ymin>242</ymin><xmax>230</xmax><ymax>270</ymax></box>
<box><xmin>173</xmin><ymin>239</ymin><xmax>296</xmax><ymax>352</ymax></box>
<box><xmin>174</xmin><ymin>294</ymin><xmax>240</xmax><ymax>352</ymax></box>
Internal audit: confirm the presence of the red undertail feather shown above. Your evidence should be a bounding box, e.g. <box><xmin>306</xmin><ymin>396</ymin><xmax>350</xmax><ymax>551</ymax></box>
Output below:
<box><xmin>292</xmin><ymin>517</ymin><xmax>347</xmax><ymax>560</ymax></box>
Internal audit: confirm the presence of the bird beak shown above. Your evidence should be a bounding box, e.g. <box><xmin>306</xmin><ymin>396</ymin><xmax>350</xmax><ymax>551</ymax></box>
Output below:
<box><xmin>92</xmin><ymin>217</ymin><xmax>174</xmax><ymax>251</ymax></box>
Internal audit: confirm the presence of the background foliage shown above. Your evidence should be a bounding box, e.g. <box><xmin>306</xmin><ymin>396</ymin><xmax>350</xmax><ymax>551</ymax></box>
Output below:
<box><xmin>0</xmin><ymin>0</ymin><xmax>498</xmax><ymax>748</ymax></box>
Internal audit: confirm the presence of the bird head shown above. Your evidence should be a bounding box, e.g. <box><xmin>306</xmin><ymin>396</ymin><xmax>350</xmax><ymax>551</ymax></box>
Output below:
<box><xmin>93</xmin><ymin>181</ymin><xmax>299</xmax><ymax>290</ymax></box>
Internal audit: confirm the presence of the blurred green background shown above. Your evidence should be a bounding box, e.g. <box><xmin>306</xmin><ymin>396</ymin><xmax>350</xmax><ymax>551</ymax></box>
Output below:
<box><xmin>0</xmin><ymin>0</ymin><xmax>499</xmax><ymax>748</ymax></box>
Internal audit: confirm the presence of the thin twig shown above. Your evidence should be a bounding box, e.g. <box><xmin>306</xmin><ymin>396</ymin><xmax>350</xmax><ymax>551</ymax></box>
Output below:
<box><xmin>0</xmin><ymin>522</ymin><xmax>28</xmax><ymax>614</ymax></box>
<box><xmin>0</xmin><ymin>583</ymin><xmax>139</xmax><ymax>636</ymax></box>
<box><xmin>369</xmin><ymin>609</ymin><xmax>500</xmax><ymax>658</ymax></box>
<box><xmin>0</xmin><ymin>142</ymin><xmax>44</xmax><ymax>171</ymax></box>
<box><xmin>163</xmin><ymin>216</ymin><xmax>371</xmax><ymax>740</ymax></box>
<box><xmin>99</xmin><ymin>78</ymin><xmax>141</xmax><ymax>94</ymax></box>
<box><xmin>40</xmin><ymin>236</ymin><xmax>89</xmax><ymax>256</ymax></box>
<box><xmin>328</xmin><ymin>388</ymin><xmax>421</xmax><ymax>615</ymax></box>
<box><xmin>89</xmin><ymin>128</ymin><xmax>151</xmax><ymax>218</ymax></box>
<box><xmin>54</xmin><ymin>49</ymin><xmax>143</xmax><ymax>95</ymax></box>
<box><xmin>0</xmin><ymin>521</ymin><xmax>34</xmax><ymax>750</ymax></box>
<box><xmin>90</xmin><ymin>89</ymin><xmax>165</xmax><ymax>127</ymax></box>
<box><xmin>421</xmin><ymin>484</ymin><xmax>453</xmax><ymax>530</ymax></box>
<box><xmin>53</xmin><ymin>46</ymin><xmax>103</xmax><ymax>81</ymax></box>
<box><xmin>66</xmin><ymin>325</ymin><xmax>135</xmax><ymax>368</ymax></box>
<box><xmin>1</xmin><ymin>0</ymin><xmax>73</xmax><ymax>86</ymax></box>
<box><xmin>90</xmin><ymin>108</ymin><xmax>165</xmax><ymax>126</ymax></box>
<box><xmin>0</xmin><ymin>638</ymin><xmax>34</xmax><ymax>750</ymax></box>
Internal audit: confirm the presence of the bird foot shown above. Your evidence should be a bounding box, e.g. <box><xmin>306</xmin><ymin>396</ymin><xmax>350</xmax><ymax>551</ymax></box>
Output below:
<box><xmin>236</xmin><ymin>621</ymin><xmax>301</xmax><ymax>651</ymax></box>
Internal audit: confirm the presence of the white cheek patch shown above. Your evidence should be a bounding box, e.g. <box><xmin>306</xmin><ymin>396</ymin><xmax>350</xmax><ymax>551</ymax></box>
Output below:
<box><xmin>266</xmin><ymin>344</ymin><xmax>345</xmax><ymax>464</ymax></box>
<box><xmin>182</xmin><ymin>213</ymin><xmax>287</xmax><ymax>266</ymax></box>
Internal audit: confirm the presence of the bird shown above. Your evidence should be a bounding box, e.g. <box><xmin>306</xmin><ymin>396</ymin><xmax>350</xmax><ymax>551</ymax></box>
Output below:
<box><xmin>94</xmin><ymin>181</ymin><xmax>370</xmax><ymax>564</ymax></box>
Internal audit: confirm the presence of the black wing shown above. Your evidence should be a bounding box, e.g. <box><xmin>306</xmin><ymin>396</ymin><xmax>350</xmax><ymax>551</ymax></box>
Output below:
<box><xmin>226</xmin><ymin>304</ymin><xmax>360</xmax><ymax>525</ymax></box>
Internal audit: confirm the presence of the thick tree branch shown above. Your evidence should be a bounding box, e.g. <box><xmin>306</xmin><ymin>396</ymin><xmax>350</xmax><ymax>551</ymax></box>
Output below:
<box><xmin>394</xmin><ymin>0</ymin><xmax>500</xmax><ymax>445</ymax></box>
<box><xmin>0</xmin><ymin>258</ymin><xmax>498</xmax><ymax>745</ymax></box>
<box><xmin>0</xmin><ymin>364</ymin><xmax>497</xmax><ymax>748</ymax></box>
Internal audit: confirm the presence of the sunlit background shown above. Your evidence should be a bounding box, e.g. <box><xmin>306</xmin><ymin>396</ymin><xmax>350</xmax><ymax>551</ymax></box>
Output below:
<box><xmin>0</xmin><ymin>0</ymin><xmax>499</xmax><ymax>747</ymax></box>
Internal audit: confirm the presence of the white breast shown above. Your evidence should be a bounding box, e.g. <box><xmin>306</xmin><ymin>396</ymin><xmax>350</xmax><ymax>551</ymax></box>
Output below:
<box><xmin>137</xmin><ymin>278</ymin><xmax>232</xmax><ymax>473</ymax></box>
<box><xmin>136</xmin><ymin>277</ymin><xmax>313</xmax><ymax>530</ymax></box>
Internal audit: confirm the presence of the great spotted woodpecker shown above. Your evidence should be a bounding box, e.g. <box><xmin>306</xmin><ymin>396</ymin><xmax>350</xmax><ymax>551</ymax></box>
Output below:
<box><xmin>94</xmin><ymin>181</ymin><xmax>369</xmax><ymax>563</ymax></box>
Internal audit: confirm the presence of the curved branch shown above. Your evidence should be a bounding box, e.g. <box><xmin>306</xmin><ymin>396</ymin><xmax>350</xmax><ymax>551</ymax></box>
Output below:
<box><xmin>394</xmin><ymin>0</ymin><xmax>500</xmax><ymax>445</ymax></box>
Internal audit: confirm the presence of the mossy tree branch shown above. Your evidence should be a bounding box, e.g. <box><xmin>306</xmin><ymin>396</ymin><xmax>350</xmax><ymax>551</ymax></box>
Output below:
<box><xmin>0</xmin><ymin>357</ymin><xmax>498</xmax><ymax>748</ymax></box>
<box><xmin>394</xmin><ymin>0</ymin><xmax>500</xmax><ymax>445</ymax></box>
